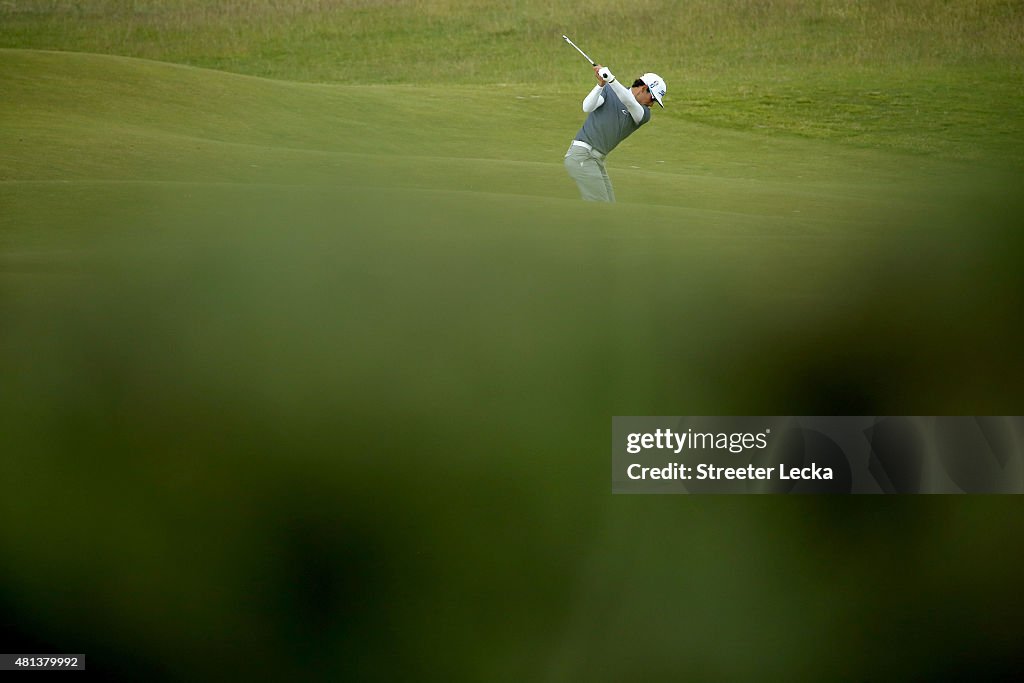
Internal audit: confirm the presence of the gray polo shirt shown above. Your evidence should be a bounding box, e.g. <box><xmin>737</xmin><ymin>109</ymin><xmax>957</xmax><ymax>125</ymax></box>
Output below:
<box><xmin>573</xmin><ymin>84</ymin><xmax>651</xmax><ymax>156</ymax></box>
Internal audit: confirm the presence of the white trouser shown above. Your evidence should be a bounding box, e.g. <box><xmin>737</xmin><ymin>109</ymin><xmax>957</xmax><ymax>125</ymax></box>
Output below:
<box><xmin>564</xmin><ymin>142</ymin><xmax>614</xmax><ymax>202</ymax></box>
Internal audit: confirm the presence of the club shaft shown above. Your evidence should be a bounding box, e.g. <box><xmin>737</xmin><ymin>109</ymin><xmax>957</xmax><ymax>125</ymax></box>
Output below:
<box><xmin>562</xmin><ymin>35</ymin><xmax>596</xmax><ymax>66</ymax></box>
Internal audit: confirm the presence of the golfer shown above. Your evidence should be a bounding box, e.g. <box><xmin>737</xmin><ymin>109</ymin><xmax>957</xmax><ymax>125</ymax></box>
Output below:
<box><xmin>564</xmin><ymin>65</ymin><xmax>666</xmax><ymax>202</ymax></box>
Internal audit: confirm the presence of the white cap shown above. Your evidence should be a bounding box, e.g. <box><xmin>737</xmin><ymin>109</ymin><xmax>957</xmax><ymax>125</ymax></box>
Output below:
<box><xmin>641</xmin><ymin>73</ymin><xmax>666</xmax><ymax>108</ymax></box>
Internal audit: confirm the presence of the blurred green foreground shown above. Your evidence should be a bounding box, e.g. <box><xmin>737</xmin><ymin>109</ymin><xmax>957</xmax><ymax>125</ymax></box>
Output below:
<box><xmin>2</xmin><ymin>1</ymin><xmax>1024</xmax><ymax>673</ymax></box>
<box><xmin>2</xmin><ymin>178</ymin><xmax>1023</xmax><ymax>680</ymax></box>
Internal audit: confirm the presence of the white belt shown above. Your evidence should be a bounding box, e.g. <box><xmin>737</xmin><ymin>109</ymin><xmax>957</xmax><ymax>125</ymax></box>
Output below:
<box><xmin>571</xmin><ymin>139</ymin><xmax>605</xmax><ymax>159</ymax></box>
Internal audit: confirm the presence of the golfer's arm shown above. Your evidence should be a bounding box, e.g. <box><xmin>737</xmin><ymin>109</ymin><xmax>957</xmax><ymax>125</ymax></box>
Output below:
<box><xmin>606</xmin><ymin>79</ymin><xmax>645</xmax><ymax>124</ymax></box>
<box><xmin>582</xmin><ymin>85</ymin><xmax>604</xmax><ymax>113</ymax></box>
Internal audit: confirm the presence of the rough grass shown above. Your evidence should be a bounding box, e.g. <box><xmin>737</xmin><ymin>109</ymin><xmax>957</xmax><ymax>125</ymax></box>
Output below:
<box><xmin>3</xmin><ymin>1</ymin><xmax>1023</xmax><ymax>80</ymax></box>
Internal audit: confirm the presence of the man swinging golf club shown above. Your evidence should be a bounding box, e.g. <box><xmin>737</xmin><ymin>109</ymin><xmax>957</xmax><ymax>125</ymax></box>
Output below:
<box><xmin>561</xmin><ymin>36</ymin><xmax>666</xmax><ymax>202</ymax></box>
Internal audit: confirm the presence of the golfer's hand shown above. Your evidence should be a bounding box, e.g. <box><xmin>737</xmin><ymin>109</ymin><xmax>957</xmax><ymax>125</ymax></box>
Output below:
<box><xmin>594</xmin><ymin>64</ymin><xmax>607</xmax><ymax>85</ymax></box>
<box><xmin>595</xmin><ymin>65</ymin><xmax>615</xmax><ymax>84</ymax></box>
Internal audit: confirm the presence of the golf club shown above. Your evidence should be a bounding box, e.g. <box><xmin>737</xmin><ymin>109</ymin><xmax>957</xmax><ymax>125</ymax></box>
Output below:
<box><xmin>562</xmin><ymin>34</ymin><xmax>596</xmax><ymax>67</ymax></box>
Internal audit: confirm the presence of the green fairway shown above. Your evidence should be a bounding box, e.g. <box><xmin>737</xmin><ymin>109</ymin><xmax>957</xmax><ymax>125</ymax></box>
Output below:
<box><xmin>3</xmin><ymin>47</ymin><xmax>1017</xmax><ymax>224</ymax></box>
<box><xmin>2</xmin><ymin>2</ymin><xmax>1024</xmax><ymax>681</ymax></box>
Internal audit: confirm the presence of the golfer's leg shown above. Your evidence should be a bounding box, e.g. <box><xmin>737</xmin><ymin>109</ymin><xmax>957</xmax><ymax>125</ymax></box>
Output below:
<box><xmin>598</xmin><ymin>160</ymin><xmax>615</xmax><ymax>203</ymax></box>
<box><xmin>564</xmin><ymin>149</ymin><xmax>612</xmax><ymax>202</ymax></box>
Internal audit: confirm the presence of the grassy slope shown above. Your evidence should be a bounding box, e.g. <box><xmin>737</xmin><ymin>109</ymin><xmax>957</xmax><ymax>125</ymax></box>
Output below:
<box><xmin>0</xmin><ymin>48</ymin><xmax>1004</xmax><ymax>204</ymax></box>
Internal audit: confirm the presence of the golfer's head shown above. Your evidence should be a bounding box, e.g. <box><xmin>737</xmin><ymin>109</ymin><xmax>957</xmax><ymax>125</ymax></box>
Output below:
<box><xmin>634</xmin><ymin>73</ymin><xmax>666</xmax><ymax>108</ymax></box>
<box><xmin>631</xmin><ymin>80</ymin><xmax>655</xmax><ymax>107</ymax></box>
